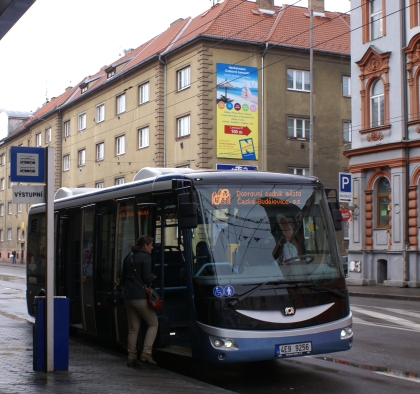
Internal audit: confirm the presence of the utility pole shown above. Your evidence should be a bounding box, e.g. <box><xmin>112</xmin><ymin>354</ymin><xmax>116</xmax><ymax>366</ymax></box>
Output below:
<box><xmin>309</xmin><ymin>0</ymin><xmax>314</xmax><ymax>176</ymax></box>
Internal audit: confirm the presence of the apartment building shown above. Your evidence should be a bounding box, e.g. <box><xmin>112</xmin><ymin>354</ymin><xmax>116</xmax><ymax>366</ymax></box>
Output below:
<box><xmin>0</xmin><ymin>0</ymin><xmax>351</xmax><ymax>261</ymax></box>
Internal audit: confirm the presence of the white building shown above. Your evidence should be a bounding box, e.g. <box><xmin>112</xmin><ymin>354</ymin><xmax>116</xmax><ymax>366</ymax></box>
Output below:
<box><xmin>346</xmin><ymin>0</ymin><xmax>420</xmax><ymax>287</ymax></box>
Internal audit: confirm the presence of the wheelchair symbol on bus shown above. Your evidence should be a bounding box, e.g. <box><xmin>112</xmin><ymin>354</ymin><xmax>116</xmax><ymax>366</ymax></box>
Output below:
<box><xmin>213</xmin><ymin>286</ymin><xmax>224</xmax><ymax>297</ymax></box>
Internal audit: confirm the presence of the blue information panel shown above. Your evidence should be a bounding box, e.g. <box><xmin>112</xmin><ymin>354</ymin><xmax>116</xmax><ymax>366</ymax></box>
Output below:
<box><xmin>216</xmin><ymin>164</ymin><xmax>258</xmax><ymax>171</ymax></box>
<box><xmin>10</xmin><ymin>146</ymin><xmax>45</xmax><ymax>183</ymax></box>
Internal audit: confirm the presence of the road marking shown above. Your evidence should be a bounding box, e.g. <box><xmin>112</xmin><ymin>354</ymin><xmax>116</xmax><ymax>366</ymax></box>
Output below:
<box><xmin>352</xmin><ymin>304</ymin><xmax>420</xmax><ymax>320</ymax></box>
<box><xmin>374</xmin><ymin>371</ymin><xmax>420</xmax><ymax>384</ymax></box>
<box><xmin>352</xmin><ymin>317</ymin><xmax>420</xmax><ymax>332</ymax></box>
<box><xmin>351</xmin><ymin>305</ymin><xmax>420</xmax><ymax>332</ymax></box>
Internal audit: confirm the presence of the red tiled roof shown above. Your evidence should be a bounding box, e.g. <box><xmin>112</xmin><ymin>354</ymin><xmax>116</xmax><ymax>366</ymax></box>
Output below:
<box><xmin>13</xmin><ymin>0</ymin><xmax>350</xmax><ymax>131</ymax></box>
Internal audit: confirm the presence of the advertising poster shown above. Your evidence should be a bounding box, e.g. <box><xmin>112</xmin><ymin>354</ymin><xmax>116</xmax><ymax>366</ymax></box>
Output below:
<box><xmin>216</xmin><ymin>63</ymin><xmax>258</xmax><ymax>160</ymax></box>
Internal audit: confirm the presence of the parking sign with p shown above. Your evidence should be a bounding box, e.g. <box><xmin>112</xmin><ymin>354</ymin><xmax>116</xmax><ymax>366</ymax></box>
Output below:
<box><xmin>339</xmin><ymin>173</ymin><xmax>352</xmax><ymax>203</ymax></box>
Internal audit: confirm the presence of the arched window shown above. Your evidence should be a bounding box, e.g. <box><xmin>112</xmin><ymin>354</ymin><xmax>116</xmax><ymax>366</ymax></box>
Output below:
<box><xmin>371</xmin><ymin>79</ymin><xmax>384</xmax><ymax>127</ymax></box>
<box><xmin>377</xmin><ymin>177</ymin><xmax>391</xmax><ymax>228</ymax></box>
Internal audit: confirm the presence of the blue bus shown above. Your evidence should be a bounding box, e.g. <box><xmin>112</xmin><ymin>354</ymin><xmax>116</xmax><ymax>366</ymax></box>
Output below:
<box><xmin>26</xmin><ymin>168</ymin><xmax>352</xmax><ymax>363</ymax></box>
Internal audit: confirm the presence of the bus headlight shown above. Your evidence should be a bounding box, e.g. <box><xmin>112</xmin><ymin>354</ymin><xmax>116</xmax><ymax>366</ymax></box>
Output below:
<box><xmin>340</xmin><ymin>327</ymin><xmax>353</xmax><ymax>339</ymax></box>
<box><xmin>210</xmin><ymin>336</ymin><xmax>238</xmax><ymax>350</ymax></box>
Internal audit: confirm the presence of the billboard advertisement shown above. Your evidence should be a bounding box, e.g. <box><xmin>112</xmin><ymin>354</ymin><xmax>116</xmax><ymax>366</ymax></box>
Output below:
<box><xmin>216</xmin><ymin>63</ymin><xmax>258</xmax><ymax>160</ymax></box>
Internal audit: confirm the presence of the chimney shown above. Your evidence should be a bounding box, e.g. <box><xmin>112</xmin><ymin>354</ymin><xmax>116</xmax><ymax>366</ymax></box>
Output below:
<box><xmin>310</xmin><ymin>0</ymin><xmax>325</xmax><ymax>13</ymax></box>
<box><xmin>256</xmin><ymin>0</ymin><xmax>274</xmax><ymax>12</ymax></box>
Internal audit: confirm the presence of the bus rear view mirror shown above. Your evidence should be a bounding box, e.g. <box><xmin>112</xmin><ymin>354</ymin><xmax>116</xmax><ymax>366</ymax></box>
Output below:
<box><xmin>330</xmin><ymin>205</ymin><xmax>343</xmax><ymax>231</ymax></box>
<box><xmin>178</xmin><ymin>193</ymin><xmax>198</xmax><ymax>229</ymax></box>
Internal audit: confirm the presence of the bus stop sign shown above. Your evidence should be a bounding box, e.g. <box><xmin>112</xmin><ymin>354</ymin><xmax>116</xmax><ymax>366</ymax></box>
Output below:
<box><xmin>10</xmin><ymin>146</ymin><xmax>45</xmax><ymax>183</ymax></box>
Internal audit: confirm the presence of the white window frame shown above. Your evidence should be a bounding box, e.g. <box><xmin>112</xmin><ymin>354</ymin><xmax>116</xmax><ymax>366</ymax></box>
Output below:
<box><xmin>287</xmin><ymin>69</ymin><xmax>311</xmax><ymax>92</ymax></box>
<box><xmin>17</xmin><ymin>203</ymin><xmax>22</xmax><ymax>213</ymax></box>
<box><xmin>36</xmin><ymin>132</ymin><xmax>42</xmax><ymax>147</ymax></box>
<box><xmin>45</xmin><ymin>127</ymin><xmax>51</xmax><ymax>144</ymax></box>
<box><xmin>64</xmin><ymin>120</ymin><xmax>71</xmax><ymax>137</ymax></box>
<box><xmin>371</xmin><ymin>80</ymin><xmax>385</xmax><ymax>127</ymax></box>
<box><xmin>115</xmin><ymin>177</ymin><xmax>125</xmax><ymax>185</ymax></box>
<box><xmin>0</xmin><ymin>154</ymin><xmax>5</xmax><ymax>166</ymax></box>
<box><xmin>287</xmin><ymin>117</ymin><xmax>310</xmax><ymax>139</ymax></box>
<box><xmin>138</xmin><ymin>127</ymin><xmax>150</xmax><ymax>148</ymax></box>
<box><xmin>177</xmin><ymin>115</ymin><xmax>190</xmax><ymax>138</ymax></box>
<box><xmin>139</xmin><ymin>82</ymin><xmax>150</xmax><ymax>104</ymax></box>
<box><xmin>342</xmin><ymin>76</ymin><xmax>351</xmax><ymax>96</ymax></box>
<box><xmin>0</xmin><ymin>230</ymin><xmax>3</xmax><ymax>242</ymax></box>
<box><xmin>177</xmin><ymin>67</ymin><xmax>190</xmax><ymax>91</ymax></box>
<box><xmin>116</xmin><ymin>135</ymin><xmax>125</xmax><ymax>156</ymax></box>
<box><xmin>63</xmin><ymin>155</ymin><xmax>70</xmax><ymax>171</ymax></box>
<box><xmin>288</xmin><ymin>167</ymin><xmax>308</xmax><ymax>176</ymax></box>
<box><xmin>78</xmin><ymin>112</ymin><xmax>86</xmax><ymax>131</ymax></box>
<box><xmin>96</xmin><ymin>142</ymin><xmax>104</xmax><ymax>161</ymax></box>
<box><xmin>0</xmin><ymin>204</ymin><xmax>3</xmax><ymax>216</ymax></box>
<box><xmin>370</xmin><ymin>0</ymin><xmax>383</xmax><ymax>40</ymax></box>
<box><xmin>78</xmin><ymin>149</ymin><xmax>86</xmax><ymax>167</ymax></box>
<box><xmin>7</xmin><ymin>228</ymin><xmax>12</xmax><ymax>241</ymax></box>
<box><xmin>96</xmin><ymin>103</ymin><xmax>105</xmax><ymax>123</ymax></box>
<box><xmin>107</xmin><ymin>69</ymin><xmax>115</xmax><ymax>79</ymax></box>
<box><xmin>8</xmin><ymin>202</ymin><xmax>12</xmax><ymax>215</ymax></box>
<box><xmin>117</xmin><ymin>94</ymin><xmax>126</xmax><ymax>114</ymax></box>
<box><xmin>95</xmin><ymin>182</ymin><xmax>104</xmax><ymax>188</ymax></box>
<box><xmin>343</xmin><ymin>121</ymin><xmax>352</xmax><ymax>143</ymax></box>
<box><xmin>0</xmin><ymin>178</ymin><xmax>4</xmax><ymax>190</ymax></box>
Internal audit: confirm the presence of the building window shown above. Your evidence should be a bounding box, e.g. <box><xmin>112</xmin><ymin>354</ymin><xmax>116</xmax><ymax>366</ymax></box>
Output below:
<box><xmin>78</xmin><ymin>112</ymin><xmax>86</xmax><ymax>131</ymax></box>
<box><xmin>370</xmin><ymin>0</ymin><xmax>383</xmax><ymax>40</ymax></box>
<box><xmin>78</xmin><ymin>149</ymin><xmax>86</xmax><ymax>167</ymax></box>
<box><xmin>371</xmin><ymin>79</ymin><xmax>384</xmax><ymax>127</ymax></box>
<box><xmin>343</xmin><ymin>221</ymin><xmax>349</xmax><ymax>240</ymax></box>
<box><xmin>288</xmin><ymin>167</ymin><xmax>308</xmax><ymax>176</ymax></box>
<box><xmin>0</xmin><ymin>230</ymin><xmax>3</xmax><ymax>242</ymax></box>
<box><xmin>117</xmin><ymin>94</ymin><xmax>126</xmax><ymax>114</ymax></box>
<box><xmin>96</xmin><ymin>182</ymin><xmax>104</xmax><ymax>188</ymax></box>
<box><xmin>287</xmin><ymin>69</ymin><xmax>310</xmax><ymax>92</ymax></box>
<box><xmin>8</xmin><ymin>202</ymin><xmax>12</xmax><ymax>215</ymax></box>
<box><xmin>116</xmin><ymin>135</ymin><xmax>125</xmax><ymax>155</ymax></box>
<box><xmin>177</xmin><ymin>115</ymin><xmax>190</xmax><ymax>138</ymax></box>
<box><xmin>0</xmin><ymin>178</ymin><xmax>4</xmax><ymax>190</ymax></box>
<box><xmin>107</xmin><ymin>70</ymin><xmax>115</xmax><ymax>79</ymax></box>
<box><xmin>96</xmin><ymin>103</ymin><xmax>105</xmax><ymax>123</ymax></box>
<box><xmin>7</xmin><ymin>229</ymin><xmax>12</xmax><ymax>241</ymax></box>
<box><xmin>343</xmin><ymin>76</ymin><xmax>351</xmax><ymax>96</ymax></box>
<box><xmin>343</xmin><ymin>121</ymin><xmax>352</xmax><ymax>143</ymax></box>
<box><xmin>139</xmin><ymin>82</ymin><xmax>150</xmax><ymax>104</ymax></box>
<box><xmin>138</xmin><ymin>127</ymin><xmax>149</xmax><ymax>148</ymax></box>
<box><xmin>45</xmin><ymin>127</ymin><xmax>51</xmax><ymax>144</ymax></box>
<box><xmin>18</xmin><ymin>203</ymin><xmax>22</xmax><ymax>213</ymax></box>
<box><xmin>81</xmin><ymin>85</ymin><xmax>88</xmax><ymax>94</ymax></box>
<box><xmin>287</xmin><ymin>118</ymin><xmax>310</xmax><ymax>139</ymax></box>
<box><xmin>0</xmin><ymin>204</ymin><xmax>3</xmax><ymax>216</ymax></box>
<box><xmin>36</xmin><ymin>132</ymin><xmax>42</xmax><ymax>147</ymax></box>
<box><xmin>177</xmin><ymin>67</ymin><xmax>190</xmax><ymax>91</ymax></box>
<box><xmin>96</xmin><ymin>142</ymin><xmax>104</xmax><ymax>161</ymax></box>
<box><xmin>63</xmin><ymin>155</ymin><xmax>70</xmax><ymax>171</ymax></box>
<box><xmin>0</xmin><ymin>154</ymin><xmax>5</xmax><ymax>166</ymax></box>
<box><xmin>115</xmin><ymin>177</ymin><xmax>125</xmax><ymax>185</ymax></box>
<box><xmin>64</xmin><ymin>120</ymin><xmax>70</xmax><ymax>137</ymax></box>
<box><xmin>377</xmin><ymin>177</ymin><xmax>391</xmax><ymax>228</ymax></box>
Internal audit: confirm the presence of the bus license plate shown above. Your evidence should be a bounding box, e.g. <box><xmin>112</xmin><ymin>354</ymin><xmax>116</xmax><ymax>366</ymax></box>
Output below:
<box><xmin>276</xmin><ymin>342</ymin><xmax>312</xmax><ymax>357</ymax></box>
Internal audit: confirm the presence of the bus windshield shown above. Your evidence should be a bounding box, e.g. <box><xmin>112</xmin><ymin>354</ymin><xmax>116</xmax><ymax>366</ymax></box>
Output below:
<box><xmin>192</xmin><ymin>183</ymin><xmax>342</xmax><ymax>284</ymax></box>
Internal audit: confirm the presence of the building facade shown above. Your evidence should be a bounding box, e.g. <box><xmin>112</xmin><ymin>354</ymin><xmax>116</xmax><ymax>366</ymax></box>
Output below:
<box><xmin>346</xmin><ymin>0</ymin><xmax>420</xmax><ymax>287</ymax></box>
<box><xmin>0</xmin><ymin>0</ymin><xmax>351</xmax><ymax>262</ymax></box>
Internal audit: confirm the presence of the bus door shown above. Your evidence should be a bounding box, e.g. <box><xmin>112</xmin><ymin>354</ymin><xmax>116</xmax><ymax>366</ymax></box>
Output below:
<box><xmin>155</xmin><ymin>198</ymin><xmax>189</xmax><ymax>346</ymax></box>
<box><xmin>114</xmin><ymin>198</ymin><xmax>137</xmax><ymax>343</ymax></box>
<box><xmin>56</xmin><ymin>210</ymin><xmax>82</xmax><ymax>325</ymax></box>
<box><xmin>80</xmin><ymin>205</ymin><xmax>97</xmax><ymax>336</ymax></box>
<box><xmin>94</xmin><ymin>201</ymin><xmax>116</xmax><ymax>340</ymax></box>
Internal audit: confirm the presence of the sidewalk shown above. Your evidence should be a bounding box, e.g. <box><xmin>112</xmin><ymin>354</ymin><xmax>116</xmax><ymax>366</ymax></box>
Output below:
<box><xmin>347</xmin><ymin>284</ymin><xmax>420</xmax><ymax>301</ymax></box>
<box><xmin>0</xmin><ymin>310</ymin><xmax>233</xmax><ymax>394</ymax></box>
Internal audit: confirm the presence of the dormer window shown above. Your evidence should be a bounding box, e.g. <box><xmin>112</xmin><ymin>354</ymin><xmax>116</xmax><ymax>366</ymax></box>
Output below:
<box><xmin>80</xmin><ymin>83</ymin><xmax>88</xmax><ymax>94</ymax></box>
<box><xmin>106</xmin><ymin>66</ymin><xmax>116</xmax><ymax>79</ymax></box>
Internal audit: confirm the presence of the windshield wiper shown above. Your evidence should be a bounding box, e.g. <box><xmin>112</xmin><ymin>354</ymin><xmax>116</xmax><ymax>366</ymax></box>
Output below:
<box><xmin>227</xmin><ymin>280</ymin><xmax>346</xmax><ymax>307</ymax></box>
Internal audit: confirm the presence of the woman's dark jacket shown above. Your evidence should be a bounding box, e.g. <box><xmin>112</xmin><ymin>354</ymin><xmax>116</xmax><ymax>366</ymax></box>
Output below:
<box><xmin>121</xmin><ymin>249</ymin><xmax>154</xmax><ymax>300</ymax></box>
